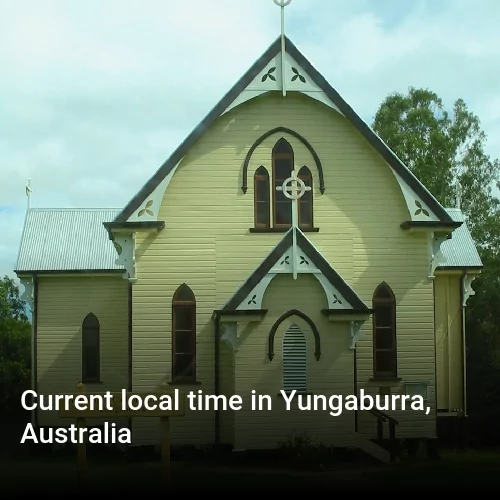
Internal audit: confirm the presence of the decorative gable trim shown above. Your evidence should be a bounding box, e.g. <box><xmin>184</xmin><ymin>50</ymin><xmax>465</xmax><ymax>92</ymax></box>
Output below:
<box><xmin>241</xmin><ymin>126</ymin><xmax>325</xmax><ymax>194</ymax></box>
<box><xmin>127</xmin><ymin>161</ymin><xmax>181</xmax><ymax>223</ymax></box>
<box><xmin>112</xmin><ymin>36</ymin><xmax>454</xmax><ymax>228</ymax></box>
<box><xmin>222</xmin><ymin>229</ymin><xmax>369</xmax><ymax>313</ymax></box>
<box><xmin>222</xmin><ymin>51</ymin><xmax>343</xmax><ymax>116</ymax></box>
<box><xmin>391</xmin><ymin>170</ymin><xmax>440</xmax><ymax>222</ymax></box>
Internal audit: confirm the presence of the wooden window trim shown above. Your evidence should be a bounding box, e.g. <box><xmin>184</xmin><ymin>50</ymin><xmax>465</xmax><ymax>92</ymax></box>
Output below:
<box><xmin>172</xmin><ymin>285</ymin><xmax>197</xmax><ymax>383</ymax></box>
<box><xmin>298</xmin><ymin>166</ymin><xmax>313</xmax><ymax>229</ymax></box>
<box><xmin>372</xmin><ymin>288</ymin><xmax>397</xmax><ymax>378</ymax></box>
<box><xmin>82</xmin><ymin>313</ymin><xmax>100</xmax><ymax>383</ymax></box>
<box><xmin>254</xmin><ymin>166</ymin><xmax>270</xmax><ymax>229</ymax></box>
<box><xmin>250</xmin><ymin>138</ymin><xmax>318</xmax><ymax>232</ymax></box>
<box><xmin>272</xmin><ymin>150</ymin><xmax>294</xmax><ymax>229</ymax></box>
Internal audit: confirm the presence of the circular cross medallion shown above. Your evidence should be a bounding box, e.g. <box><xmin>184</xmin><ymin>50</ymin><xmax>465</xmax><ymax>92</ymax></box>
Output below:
<box><xmin>280</xmin><ymin>174</ymin><xmax>307</xmax><ymax>200</ymax></box>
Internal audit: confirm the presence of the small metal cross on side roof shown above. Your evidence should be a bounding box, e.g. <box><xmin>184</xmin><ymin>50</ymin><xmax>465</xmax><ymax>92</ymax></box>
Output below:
<box><xmin>276</xmin><ymin>169</ymin><xmax>310</xmax><ymax>280</ymax></box>
<box><xmin>26</xmin><ymin>178</ymin><xmax>32</xmax><ymax>209</ymax></box>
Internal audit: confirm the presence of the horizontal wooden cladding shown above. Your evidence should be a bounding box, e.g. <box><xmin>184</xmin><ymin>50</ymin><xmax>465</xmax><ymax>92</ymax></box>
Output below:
<box><xmin>434</xmin><ymin>275</ymin><xmax>463</xmax><ymax>411</ymax></box>
<box><xmin>131</xmin><ymin>92</ymin><xmax>436</xmax><ymax>445</ymax></box>
<box><xmin>36</xmin><ymin>276</ymin><xmax>129</xmax><ymax>427</ymax></box>
<box><xmin>232</xmin><ymin>274</ymin><xmax>354</xmax><ymax>449</ymax></box>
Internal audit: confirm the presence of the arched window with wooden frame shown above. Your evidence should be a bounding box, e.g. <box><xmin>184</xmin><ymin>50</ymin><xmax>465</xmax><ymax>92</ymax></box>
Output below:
<box><xmin>372</xmin><ymin>283</ymin><xmax>397</xmax><ymax>378</ymax></box>
<box><xmin>272</xmin><ymin>138</ymin><xmax>294</xmax><ymax>228</ymax></box>
<box><xmin>172</xmin><ymin>284</ymin><xmax>196</xmax><ymax>382</ymax></box>
<box><xmin>254</xmin><ymin>166</ymin><xmax>270</xmax><ymax>228</ymax></box>
<box><xmin>298</xmin><ymin>166</ymin><xmax>313</xmax><ymax>229</ymax></box>
<box><xmin>82</xmin><ymin>312</ymin><xmax>100</xmax><ymax>383</ymax></box>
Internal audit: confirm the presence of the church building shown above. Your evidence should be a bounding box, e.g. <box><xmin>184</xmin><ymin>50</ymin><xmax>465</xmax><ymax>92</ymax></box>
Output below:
<box><xmin>15</xmin><ymin>19</ymin><xmax>482</xmax><ymax>462</ymax></box>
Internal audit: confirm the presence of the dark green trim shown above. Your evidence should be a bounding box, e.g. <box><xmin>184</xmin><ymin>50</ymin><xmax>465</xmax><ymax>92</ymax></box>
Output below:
<box><xmin>16</xmin><ymin>269</ymin><xmax>124</xmax><ymax>276</ymax></box>
<box><xmin>33</xmin><ymin>276</ymin><xmax>38</xmax><ymax>429</ymax></box>
<box><xmin>213</xmin><ymin>311</ymin><xmax>221</xmax><ymax>447</ymax></box>
<box><xmin>460</xmin><ymin>272</ymin><xmax>466</xmax><ymax>415</ymax></box>
<box><xmin>433</xmin><ymin>278</ymin><xmax>438</xmax><ymax>425</ymax></box>
<box><xmin>112</xmin><ymin>36</ymin><xmax>454</xmax><ymax>225</ymax></box>
<box><xmin>127</xmin><ymin>282</ymin><xmax>133</xmax><ymax>433</ymax></box>
<box><xmin>321</xmin><ymin>308</ymin><xmax>373</xmax><ymax>315</ymax></box>
<box><xmin>223</xmin><ymin>229</ymin><xmax>369</xmax><ymax>312</ymax></box>
<box><xmin>249</xmin><ymin>227</ymin><xmax>319</xmax><ymax>233</ymax></box>
<box><xmin>242</xmin><ymin>127</ymin><xmax>325</xmax><ymax>194</ymax></box>
<box><xmin>437</xmin><ymin>265</ymin><xmax>483</xmax><ymax>271</ymax></box>
<box><xmin>368</xmin><ymin>377</ymin><xmax>402</xmax><ymax>382</ymax></box>
<box><xmin>167</xmin><ymin>380</ymin><xmax>202</xmax><ymax>385</ymax></box>
<box><xmin>354</xmin><ymin>347</ymin><xmax>358</xmax><ymax>433</ymax></box>
<box><xmin>400</xmin><ymin>221</ymin><xmax>462</xmax><ymax>230</ymax></box>
<box><xmin>127</xmin><ymin>282</ymin><xmax>133</xmax><ymax>392</ymax></box>
<box><xmin>268</xmin><ymin>309</ymin><xmax>320</xmax><ymax>361</ymax></box>
<box><xmin>103</xmin><ymin>221</ymin><xmax>165</xmax><ymax>231</ymax></box>
<box><xmin>212</xmin><ymin>309</ymin><xmax>268</xmax><ymax>319</ymax></box>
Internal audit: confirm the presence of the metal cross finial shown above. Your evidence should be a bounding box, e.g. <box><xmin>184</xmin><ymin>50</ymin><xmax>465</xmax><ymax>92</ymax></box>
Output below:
<box><xmin>273</xmin><ymin>0</ymin><xmax>292</xmax><ymax>97</ymax></box>
<box><xmin>276</xmin><ymin>169</ymin><xmax>310</xmax><ymax>280</ymax></box>
<box><xmin>26</xmin><ymin>178</ymin><xmax>32</xmax><ymax>209</ymax></box>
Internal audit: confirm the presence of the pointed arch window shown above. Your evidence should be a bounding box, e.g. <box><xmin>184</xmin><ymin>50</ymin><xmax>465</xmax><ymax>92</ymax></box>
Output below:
<box><xmin>272</xmin><ymin>138</ymin><xmax>294</xmax><ymax>228</ymax></box>
<box><xmin>172</xmin><ymin>284</ymin><xmax>196</xmax><ymax>382</ymax></box>
<box><xmin>282</xmin><ymin>324</ymin><xmax>307</xmax><ymax>393</ymax></box>
<box><xmin>254</xmin><ymin>166</ymin><xmax>270</xmax><ymax>228</ymax></box>
<box><xmin>252</xmin><ymin>136</ymin><xmax>317</xmax><ymax>231</ymax></box>
<box><xmin>372</xmin><ymin>283</ymin><xmax>397</xmax><ymax>378</ymax></box>
<box><xmin>298</xmin><ymin>166</ymin><xmax>313</xmax><ymax>228</ymax></box>
<box><xmin>82</xmin><ymin>313</ymin><xmax>100</xmax><ymax>382</ymax></box>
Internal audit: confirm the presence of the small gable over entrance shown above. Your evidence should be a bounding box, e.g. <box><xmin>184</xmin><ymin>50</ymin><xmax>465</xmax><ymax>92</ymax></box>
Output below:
<box><xmin>222</xmin><ymin>228</ymin><xmax>369</xmax><ymax>316</ymax></box>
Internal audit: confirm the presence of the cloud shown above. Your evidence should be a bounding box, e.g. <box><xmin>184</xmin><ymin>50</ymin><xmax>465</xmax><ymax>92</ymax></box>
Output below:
<box><xmin>0</xmin><ymin>0</ymin><xmax>498</xmax><ymax>279</ymax></box>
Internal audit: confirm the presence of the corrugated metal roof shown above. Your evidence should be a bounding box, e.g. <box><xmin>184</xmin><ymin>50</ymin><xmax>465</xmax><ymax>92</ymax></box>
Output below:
<box><xmin>15</xmin><ymin>209</ymin><xmax>123</xmax><ymax>272</ymax></box>
<box><xmin>439</xmin><ymin>208</ymin><xmax>483</xmax><ymax>269</ymax></box>
<box><xmin>15</xmin><ymin>206</ymin><xmax>481</xmax><ymax>274</ymax></box>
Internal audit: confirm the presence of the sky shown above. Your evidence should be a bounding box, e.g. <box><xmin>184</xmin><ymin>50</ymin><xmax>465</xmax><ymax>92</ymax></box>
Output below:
<box><xmin>1</xmin><ymin>0</ymin><xmax>499</xmax><ymax>280</ymax></box>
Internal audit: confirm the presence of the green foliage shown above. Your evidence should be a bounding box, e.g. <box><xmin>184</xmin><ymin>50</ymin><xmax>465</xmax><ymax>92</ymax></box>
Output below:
<box><xmin>0</xmin><ymin>276</ymin><xmax>31</xmax><ymax>416</ymax></box>
<box><xmin>372</xmin><ymin>87</ymin><xmax>500</xmax><ymax>248</ymax></box>
<box><xmin>373</xmin><ymin>88</ymin><xmax>500</xmax><ymax>444</ymax></box>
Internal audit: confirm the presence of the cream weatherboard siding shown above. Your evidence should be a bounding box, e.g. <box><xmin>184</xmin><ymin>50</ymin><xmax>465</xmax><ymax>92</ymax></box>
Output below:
<box><xmin>434</xmin><ymin>273</ymin><xmax>464</xmax><ymax>411</ymax></box>
<box><xmin>131</xmin><ymin>92</ymin><xmax>436</xmax><ymax>446</ymax></box>
<box><xmin>232</xmin><ymin>274</ymin><xmax>354</xmax><ymax>450</ymax></box>
<box><xmin>36</xmin><ymin>275</ymin><xmax>129</xmax><ymax>428</ymax></box>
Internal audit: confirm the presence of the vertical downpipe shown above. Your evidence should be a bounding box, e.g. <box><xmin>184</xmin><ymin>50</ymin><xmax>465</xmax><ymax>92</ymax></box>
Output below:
<box><xmin>447</xmin><ymin>276</ymin><xmax>452</xmax><ymax>411</ymax></box>
<box><xmin>460</xmin><ymin>272</ymin><xmax>467</xmax><ymax>416</ymax></box>
<box><xmin>353</xmin><ymin>346</ymin><xmax>358</xmax><ymax>433</ymax></box>
<box><xmin>214</xmin><ymin>312</ymin><xmax>221</xmax><ymax>447</ymax></box>
<box><xmin>32</xmin><ymin>275</ymin><xmax>38</xmax><ymax>429</ymax></box>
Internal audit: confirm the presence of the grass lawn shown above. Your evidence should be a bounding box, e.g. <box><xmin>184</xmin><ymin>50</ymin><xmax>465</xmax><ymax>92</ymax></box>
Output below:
<box><xmin>1</xmin><ymin>448</ymin><xmax>500</xmax><ymax>493</ymax></box>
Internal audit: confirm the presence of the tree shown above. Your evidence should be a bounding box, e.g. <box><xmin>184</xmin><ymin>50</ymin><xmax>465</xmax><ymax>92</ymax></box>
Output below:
<box><xmin>372</xmin><ymin>88</ymin><xmax>500</xmax><ymax>445</ymax></box>
<box><xmin>0</xmin><ymin>276</ymin><xmax>31</xmax><ymax>416</ymax></box>
<box><xmin>372</xmin><ymin>87</ymin><xmax>500</xmax><ymax>248</ymax></box>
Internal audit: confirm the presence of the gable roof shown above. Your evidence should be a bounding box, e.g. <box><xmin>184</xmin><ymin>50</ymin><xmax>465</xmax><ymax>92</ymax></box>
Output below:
<box><xmin>438</xmin><ymin>208</ymin><xmax>483</xmax><ymax>269</ymax></box>
<box><xmin>15</xmin><ymin>208</ymin><xmax>123</xmax><ymax>273</ymax></box>
<box><xmin>112</xmin><ymin>35</ymin><xmax>454</xmax><ymax>226</ymax></box>
<box><xmin>223</xmin><ymin>228</ymin><xmax>370</xmax><ymax>313</ymax></box>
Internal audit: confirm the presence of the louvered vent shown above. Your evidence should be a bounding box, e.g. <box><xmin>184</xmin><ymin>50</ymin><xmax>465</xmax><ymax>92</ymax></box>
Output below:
<box><xmin>282</xmin><ymin>323</ymin><xmax>307</xmax><ymax>393</ymax></box>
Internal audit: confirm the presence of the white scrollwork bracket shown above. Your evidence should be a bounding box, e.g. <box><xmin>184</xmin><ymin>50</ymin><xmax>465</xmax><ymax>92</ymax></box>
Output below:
<box><xmin>19</xmin><ymin>277</ymin><xmax>34</xmax><ymax>313</ymax></box>
<box><xmin>220</xmin><ymin>322</ymin><xmax>239</xmax><ymax>351</ymax></box>
<box><xmin>429</xmin><ymin>232</ymin><xmax>448</xmax><ymax>279</ymax></box>
<box><xmin>463</xmin><ymin>274</ymin><xmax>477</xmax><ymax>307</ymax></box>
<box><xmin>350</xmin><ymin>320</ymin><xmax>365</xmax><ymax>350</ymax></box>
<box><xmin>113</xmin><ymin>233</ymin><xmax>136</xmax><ymax>282</ymax></box>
